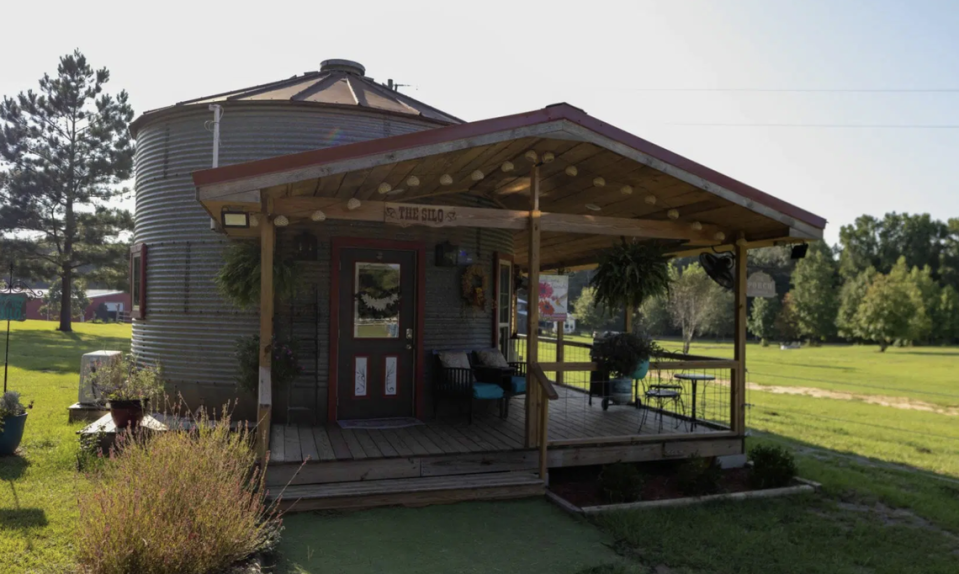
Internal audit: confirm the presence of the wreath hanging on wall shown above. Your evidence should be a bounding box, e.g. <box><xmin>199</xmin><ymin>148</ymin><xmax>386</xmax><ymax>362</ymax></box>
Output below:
<box><xmin>461</xmin><ymin>264</ymin><xmax>489</xmax><ymax>309</ymax></box>
<box><xmin>355</xmin><ymin>286</ymin><xmax>401</xmax><ymax>319</ymax></box>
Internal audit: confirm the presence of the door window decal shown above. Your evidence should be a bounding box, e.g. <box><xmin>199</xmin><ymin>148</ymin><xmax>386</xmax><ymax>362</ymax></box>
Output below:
<box><xmin>353</xmin><ymin>356</ymin><xmax>368</xmax><ymax>397</ymax></box>
<box><xmin>384</xmin><ymin>356</ymin><xmax>398</xmax><ymax>397</ymax></box>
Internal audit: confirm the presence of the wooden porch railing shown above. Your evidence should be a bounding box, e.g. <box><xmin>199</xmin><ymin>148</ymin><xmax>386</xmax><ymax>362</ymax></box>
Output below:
<box><xmin>529</xmin><ymin>362</ymin><xmax>559</xmax><ymax>478</ymax></box>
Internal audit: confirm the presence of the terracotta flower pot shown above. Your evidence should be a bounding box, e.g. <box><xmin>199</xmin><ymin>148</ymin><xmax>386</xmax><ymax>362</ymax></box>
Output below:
<box><xmin>108</xmin><ymin>399</ymin><xmax>147</xmax><ymax>429</ymax></box>
<box><xmin>0</xmin><ymin>413</ymin><xmax>28</xmax><ymax>456</ymax></box>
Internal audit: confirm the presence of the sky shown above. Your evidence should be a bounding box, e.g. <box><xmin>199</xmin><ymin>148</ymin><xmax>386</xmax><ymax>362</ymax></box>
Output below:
<box><xmin>3</xmin><ymin>0</ymin><xmax>958</xmax><ymax>245</ymax></box>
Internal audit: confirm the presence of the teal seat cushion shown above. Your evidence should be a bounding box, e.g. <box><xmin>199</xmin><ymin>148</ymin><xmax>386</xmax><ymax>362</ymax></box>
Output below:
<box><xmin>472</xmin><ymin>382</ymin><xmax>505</xmax><ymax>400</ymax></box>
<box><xmin>510</xmin><ymin>376</ymin><xmax>527</xmax><ymax>394</ymax></box>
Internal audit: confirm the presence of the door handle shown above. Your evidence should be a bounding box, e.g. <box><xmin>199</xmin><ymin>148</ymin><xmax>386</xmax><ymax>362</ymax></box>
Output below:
<box><xmin>406</xmin><ymin>328</ymin><xmax>413</xmax><ymax>340</ymax></box>
<box><xmin>406</xmin><ymin>344</ymin><xmax>413</xmax><ymax>350</ymax></box>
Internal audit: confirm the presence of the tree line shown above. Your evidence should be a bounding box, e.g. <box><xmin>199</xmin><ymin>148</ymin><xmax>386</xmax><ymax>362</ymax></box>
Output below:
<box><xmin>571</xmin><ymin>213</ymin><xmax>959</xmax><ymax>351</ymax></box>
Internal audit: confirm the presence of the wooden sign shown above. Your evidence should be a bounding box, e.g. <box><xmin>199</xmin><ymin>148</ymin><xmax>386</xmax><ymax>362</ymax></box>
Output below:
<box><xmin>747</xmin><ymin>271</ymin><xmax>776</xmax><ymax>298</ymax></box>
<box><xmin>0</xmin><ymin>293</ymin><xmax>28</xmax><ymax>322</ymax></box>
<box><xmin>384</xmin><ymin>203</ymin><xmax>457</xmax><ymax>228</ymax></box>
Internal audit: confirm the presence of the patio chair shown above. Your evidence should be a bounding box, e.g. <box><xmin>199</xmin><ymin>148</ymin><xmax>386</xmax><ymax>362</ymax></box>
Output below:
<box><xmin>432</xmin><ymin>350</ymin><xmax>505</xmax><ymax>424</ymax></box>
<box><xmin>638</xmin><ymin>379</ymin><xmax>687</xmax><ymax>434</ymax></box>
<box><xmin>472</xmin><ymin>348</ymin><xmax>527</xmax><ymax>416</ymax></box>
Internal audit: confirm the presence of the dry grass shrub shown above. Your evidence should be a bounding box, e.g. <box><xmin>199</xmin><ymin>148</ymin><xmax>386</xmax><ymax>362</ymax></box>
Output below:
<box><xmin>76</xmin><ymin>407</ymin><xmax>282</xmax><ymax>574</ymax></box>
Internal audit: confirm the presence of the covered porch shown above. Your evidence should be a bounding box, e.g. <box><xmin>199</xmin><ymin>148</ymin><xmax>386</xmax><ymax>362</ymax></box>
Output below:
<box><xmin>191</xmin><ymin>103</ymin><xmax>825</xmax><ymax>509</ymax></box>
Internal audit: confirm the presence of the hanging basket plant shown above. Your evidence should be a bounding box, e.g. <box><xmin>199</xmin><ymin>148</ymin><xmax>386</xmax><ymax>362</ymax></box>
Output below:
<box><xmin>215</xmin><ymin>242</ymin><xmax>298</xmax><ymax>310</ymax></box>
<box><xmin>461</xmin><ymin>264</ymin><xmax>489</xmax><ymax>309</ymax></box>
<box><xmin>590</xmin><ymin>241</ymin><xmax>671</xmax><ymax>314</ymax></box>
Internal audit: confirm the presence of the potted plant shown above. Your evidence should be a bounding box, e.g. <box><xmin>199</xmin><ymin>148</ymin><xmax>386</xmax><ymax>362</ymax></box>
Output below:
<box><xmin>234</xmin><ymin>334</ymin><xmax>302</xmax><ymax>395</ymax></box>
<box><xmin>0</xmin><ymin>391</ymin><xmax>32</xmax><ymax>456</ymax></box>
<box><xmin>90</xmin><ymin>354</ymin><xmax>163</xmax><ymax>429</ymax></box>
<box><xmin>591</xmin><ymin>332</ymin><xmax>660</xmax><ymax>408</ymax></box>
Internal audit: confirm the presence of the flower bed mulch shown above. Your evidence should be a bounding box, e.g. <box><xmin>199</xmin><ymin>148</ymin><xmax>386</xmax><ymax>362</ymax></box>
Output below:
<box><xmin>549</xmin><ymin>462</ymin><xmax>757</xmax><ymax>508</ymax></box>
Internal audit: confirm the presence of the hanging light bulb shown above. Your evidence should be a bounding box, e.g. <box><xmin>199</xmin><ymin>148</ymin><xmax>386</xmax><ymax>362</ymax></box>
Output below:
<box><xmin>471</xmin><ymin>169</ymin><xmax>485</xmax><ymax>181</ymax></box>
<box><xmin>585</xmin><ymin>203</ymin><xmax>602</xmax><ymax>211</ymax></box>
<box><xmin>714</xmin><ymin>231</ymin><xmax>726</xmax><ymax>241</ymax></box>
<box><xmin>565</xmin><ymin>166</ymin><xmax>578</xmax><ymax>177</ymax></box>
<box><xmin>691</xmin><ymin>221</ymin><xmax>703</xmax><ymax>231</ymax></box>
<box><xmin>644</xmin><ymin>195</ymin><xmax>657</xmax><ymax>205</ymax></box>
<box><xmin>347</xmin><ymin>198</ymin><xmax>361</xmax><ymax>210</ymax></box>
<box><xmin>593</xmin><ymin>177</ymin><xmax>606</xmax><ymax>188</ymax></box>
<box><xmin>440</xmin><ymin>174</ymin><xmax>453</xmax><ymax>185</ymax></box>
<box><xmin>620</xmin><ymin>185</ymin><xmax>633</xmax><ymax>195</ymax></box>
<box><xmin>542</xmin><ymin>152</ymin><xmax>555</xmax><ymax>163</ymax></box>
<box><xmin>249</xmin><ymin>214</ymin><xmax>259</xmax><ymax>227</ymax></box>
<box><xmin>311</xmin><ymin>210</ymin><xmax>326</xmax><ymax>222</ymax></box>
<box><xmin>525</xmin><ymin>150</ymin><xmax>538</xmax><ymax>163</ymax></box>
<box><xmin>501</xmin><ymin>161</ymin><xmax>514</xmax><ymax>172</ymax></box>
<box><xmin>273</xmin><ymin>215</ymin><xmax>289</xmax><ymax>227</ymax></box>
<box><xmin>406</xmin><ymin>175</ymin><xmax>420</xmax><ymax>187</ymax></box>
<box><xmin>377</xmin><ymin>182</ymin><xmax>392</xmax><ymax>195</ymax></box>
<box><xmin>667</xmin><ymin>209</ymin><xmax>679</xmax><ymax>220</ymax></box>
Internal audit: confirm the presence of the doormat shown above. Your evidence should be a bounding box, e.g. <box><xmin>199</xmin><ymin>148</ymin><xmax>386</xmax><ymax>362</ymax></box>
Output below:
<box><xmin>338</xmin><ymin>417</ymin><xmax>424</xmax><ymax>430</ymax></box>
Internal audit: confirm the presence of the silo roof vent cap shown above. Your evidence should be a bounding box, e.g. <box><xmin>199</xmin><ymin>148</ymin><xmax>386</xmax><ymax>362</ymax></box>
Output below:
<box><xmin>320</xmin><ymin>59</ymin><xmax>366</xmax><ymax>76</ymax></box>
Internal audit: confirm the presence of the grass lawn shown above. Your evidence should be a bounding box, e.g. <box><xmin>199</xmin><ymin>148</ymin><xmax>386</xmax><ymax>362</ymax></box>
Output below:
<box><xmin>2</xmin><ymin>321</ymin><xmax>958</xmax><ymax>573</ymax></box>
<box><xmin>0</xmin><ymin>320</ymin><xmax>131</xmax><ymax>574</ymax></box>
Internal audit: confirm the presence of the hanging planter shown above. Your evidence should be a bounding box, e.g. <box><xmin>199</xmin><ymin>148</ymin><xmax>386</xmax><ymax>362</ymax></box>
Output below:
<box><xmin>214</xmin><ymin>242</ymin><xmax>298</xmax><ymax>310</ymax></box>
<box><xmin>590</xmin><ymin>241</ymin><xmax>671</xmax><ymax>315</ymax></box>
<box><xmin>461</xmin><ymin>264</ymin><xmax>489</xmax><ymax>310</ymax></box>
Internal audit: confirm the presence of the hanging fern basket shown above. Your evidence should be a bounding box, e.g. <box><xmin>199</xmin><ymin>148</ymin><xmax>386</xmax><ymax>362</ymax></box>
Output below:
<box><xmin>214</xmin><ymin>242</ymin><xmax>299</xmax><ymax>310</ymax></box>
<box><xmin>590</xmin><ymin>241</ymin><xmax>671</xmax><ymax>315</ymax></box>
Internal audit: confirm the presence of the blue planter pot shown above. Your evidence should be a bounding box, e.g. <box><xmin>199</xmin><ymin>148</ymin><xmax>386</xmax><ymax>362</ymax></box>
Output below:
<box><xmin>633</xmin><ymin>360</ymin><xmax>650</xmax><ymax>381</ymax></box>
<box><xmin>0</xmin><ymin>413</ymin><xmax>27</xmax><ymax>457</ymax></box>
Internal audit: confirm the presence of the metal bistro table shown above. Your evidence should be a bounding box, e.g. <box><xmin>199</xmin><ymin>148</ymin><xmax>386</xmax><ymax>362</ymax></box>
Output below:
<box><xmin>672</xmin><ymin>373</ymin><xmax>715</xmax><ymax>429</ymax></box>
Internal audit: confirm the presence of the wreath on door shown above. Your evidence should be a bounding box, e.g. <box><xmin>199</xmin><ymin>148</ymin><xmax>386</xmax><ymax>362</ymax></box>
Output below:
<box><xmin>461</xmin><ymin>264</ymin><xmax>488</xmax><ymax>309</ymax></box>
<box><xmin>355</xmin><ymin>286</ymin><xmax>401</xmax><ymax>319</ymax></box>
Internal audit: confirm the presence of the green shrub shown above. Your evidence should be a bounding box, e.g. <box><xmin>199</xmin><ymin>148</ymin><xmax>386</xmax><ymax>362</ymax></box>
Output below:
<box><xmin>675</xmin><ymin>456</ymin><xmax>722</xmax><ymax>496</ymax></box>
<box><xmin>599</xmin><ymin>463</ymin><xmax>645</xmax><ymax>504</ymax></box>
<box><xmin>215</xmin><ymin>241</ymin><xmax>298</xmax><ymax>309</ymax></box>
<box><xmin>89</xmin><ymin>354</ymin><xmax>163</xmax><ymax>402</ymax></box>
<box><xmin>750</xmin><ymin>444</ymin><xmax>798</xmax><ymax>489</ymax></box>
<box><xmin>234</xmin><ymin>335</ymin><xmax>302</xmax><ymax>395</ymax></box>
<box><xmin>76</xmin><ymin>409</ymin><xmax>283</xmax><ymax>574</ymax></box>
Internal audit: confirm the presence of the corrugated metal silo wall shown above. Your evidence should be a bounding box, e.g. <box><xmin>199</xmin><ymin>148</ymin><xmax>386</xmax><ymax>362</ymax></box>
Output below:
<box><xmin>132</xmin><ymin>105</ymin><xmax>442</xmax><ymax>419</ymax></box>
<box><xmin>274</xmin><ymin>197</ymin><xmax>514</xmax><ymax>424</ymax></box>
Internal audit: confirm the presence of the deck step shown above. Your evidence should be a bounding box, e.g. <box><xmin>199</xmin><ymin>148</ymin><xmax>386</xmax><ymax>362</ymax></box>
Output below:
<box><xmin>269</xmin><ymin>471</ymin><xmax>545</xmax><ymax>512</ymax></box>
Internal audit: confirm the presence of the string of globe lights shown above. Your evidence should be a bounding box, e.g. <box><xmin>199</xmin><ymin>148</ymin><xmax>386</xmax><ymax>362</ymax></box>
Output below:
<box><xmin>248</xmin><ymin>148</ymin><xmax>725</xmax><ymax>243</ymax></box>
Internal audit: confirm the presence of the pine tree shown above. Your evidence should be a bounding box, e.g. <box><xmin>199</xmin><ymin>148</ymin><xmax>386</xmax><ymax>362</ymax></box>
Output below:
<box><xmin>0</xmin><ymin>50</ymin><xmax>133</xmax><ymax>332</ymax></box>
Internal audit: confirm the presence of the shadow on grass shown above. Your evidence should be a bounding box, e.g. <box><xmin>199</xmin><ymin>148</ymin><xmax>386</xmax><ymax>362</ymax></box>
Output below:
<box><xmin>0</xmin><ymin>455</ymin><xmax>30</xmax><ymax>481</ymax></box>
<box><xmin>0</xmin><ymin>508</ymin><xmax>48</xmax><ymax>529</ymax></box>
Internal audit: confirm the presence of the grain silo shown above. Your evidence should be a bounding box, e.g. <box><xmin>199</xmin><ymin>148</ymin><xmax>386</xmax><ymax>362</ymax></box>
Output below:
<box><xmin>129</xmin><ymin>60</ymin><xmax>463</xmax><ymax>419</ymax></box>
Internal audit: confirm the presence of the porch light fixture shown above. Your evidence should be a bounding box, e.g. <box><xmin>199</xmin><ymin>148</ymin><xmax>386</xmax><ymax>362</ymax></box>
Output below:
<box><xmin>585</xmin><ymin>203</ymin><xmax>601</xmax><ymax>211</ymax></box>
<box><xmin>294</xmin><ymin>231</ymin><xmax>318</xmax><ymax>261</ymax></box>
<box><xmin>565</xmin><ymin>166</ymin><xmax>578</xmax><ymax>177</ymax></box>
<box><xmin>435</xmin><ymin>241</ymin><xmax>459</xmax><ymax>267</ymax></box>
<box><xmin>525</xmin><ymin>150</ymin><xmax>538</xmax><ymax>162</ymax></box>
<box><xmin>406</xmin><ymin>175</ymin><xmax>420</xmax><ymax>187</ymax></box>
<box><xmin>667</xmin><ymin>209</ymin><xmax>680</xmax><ymax>220</ymax></box>
<box><xmin>220</xmin><ymin>209</ymin><xmax>250</xmax><ymax>229</ymax></box>
<box><xmin>440</xmin><ymin>174</ymin><xmax>453</xmax><ymax>185</ymax></box>
<box><xmin>691</xmin><ymin>221</ymin><xmax>703</xmax><ymax>231</ymax></box>
<box><xmin>593</xmin><ymin>177</ymin><xmax>606</xmax><ymax>187</ymax></box>
<box><xmin>347</xmin><ymin>198</ymin><xmax>362</xmax><ymax>210</ymax></box>
<box><xmin>378</xmin><ymin>182</ymin><xmax>392</xmax><ymax>194</ymax></box>
<box><xmin>471</xmin><ymin>169</ymin><xmax>484</xmax><ymax>181</ymax></box>
<box><xmin>273</xmin><ymin>215</ymin><xmax>289</xmax><ymax>227</ymax></box>
<box><xmin>501</xmin><ymin>161</ymin><xmax>514</xmax><ymax>172</ymax></box>
<box><xmin>542</xmin><ymin>152</ymin><xmax>555</xmax><ymax>163</ymax></box>
<box><xmin>644</xmin><ymin>195</ymin><xmax>657</xmax><ymax>205</ymax></box>
<box><xmin>620</xmin><ymin>185</ymin><xmax>633</xmax><ymax>195</ymax></box>
<box><xmin>311</xmin><ymin>210</ymin><xmax>326</xmax><ymax>222</ymax></box>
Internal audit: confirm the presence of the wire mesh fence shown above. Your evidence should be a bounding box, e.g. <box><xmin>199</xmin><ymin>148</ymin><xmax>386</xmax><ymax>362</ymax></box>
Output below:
<box><xmin>510</xmin><ymin>335</ymin><xmax>732</xmax><ymax>441</ymax></box>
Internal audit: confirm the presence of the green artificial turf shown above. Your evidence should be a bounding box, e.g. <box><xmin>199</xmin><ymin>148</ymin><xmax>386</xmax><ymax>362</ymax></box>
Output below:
<box><xmin>276</xmin><ymin>499</ymin><xmax>627</xmax><ymax>574</ymax></box>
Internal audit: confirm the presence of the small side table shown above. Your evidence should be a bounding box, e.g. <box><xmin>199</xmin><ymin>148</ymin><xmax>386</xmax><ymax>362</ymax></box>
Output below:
<box><xmin>672</xmin><ymin>373</ymin><xmax>715</xmax><ymax>429</ymax></box>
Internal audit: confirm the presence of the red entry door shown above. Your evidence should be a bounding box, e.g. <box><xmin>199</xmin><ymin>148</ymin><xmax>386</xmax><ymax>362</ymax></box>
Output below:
<box><xmin>336</xmin><ymin>247</ymin><xmax>417</xmax><ymax>420</ymax></box>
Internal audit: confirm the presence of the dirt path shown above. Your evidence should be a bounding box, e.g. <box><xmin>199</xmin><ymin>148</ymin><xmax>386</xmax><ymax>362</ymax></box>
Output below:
<box><xmin>710</xmin><ymin>378</ymin><xmax>959</xmax><ymax>416</ymax></box>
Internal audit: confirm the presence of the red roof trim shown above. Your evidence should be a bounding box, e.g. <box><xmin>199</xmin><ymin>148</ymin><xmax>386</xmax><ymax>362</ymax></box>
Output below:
<box><xmin>192</xmin><ymin>103</ymin><xmax>826</xmax><ymax>230</ymax></box>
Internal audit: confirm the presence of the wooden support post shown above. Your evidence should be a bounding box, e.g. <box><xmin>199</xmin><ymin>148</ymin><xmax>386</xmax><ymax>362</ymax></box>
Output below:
<box><xmin>555</xmin><ymin>321</ymin><xmax>564</xmax><ymax>386</ymax></box>
<box><xmin>525</xmin><ymin>165</ymin><xmax>542</xmax><ymax>448</ymax></box>
<box><xmin>255</xmin><ymin>206</ymin><xmax>275</xmax><ymax>465</ymax></box>
<box><xmin>732</xmin><ymin>238</ymin><xmax>748</xmax><ymax>436</ymax></box>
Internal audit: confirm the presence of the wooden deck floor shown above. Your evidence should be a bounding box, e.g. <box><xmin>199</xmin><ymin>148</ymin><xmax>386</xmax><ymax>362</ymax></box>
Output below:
<box><xmin>271</xmin><ymin>386</ymin><xmax>720</xmax><ymax>464</ymax></box>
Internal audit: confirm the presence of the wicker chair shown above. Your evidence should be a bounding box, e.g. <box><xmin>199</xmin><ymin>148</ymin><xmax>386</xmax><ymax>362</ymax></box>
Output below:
<box><xmin>432</xmin><ymin>350</ymin><xmax>505</xmax><ymax>423</ymax></box>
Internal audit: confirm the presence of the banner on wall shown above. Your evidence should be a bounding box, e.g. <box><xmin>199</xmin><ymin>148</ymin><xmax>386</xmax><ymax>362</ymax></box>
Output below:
<box><xmin>538</xmin><ymin>275</ymin><xmax>569</xmax><ymax>321</ymax></box>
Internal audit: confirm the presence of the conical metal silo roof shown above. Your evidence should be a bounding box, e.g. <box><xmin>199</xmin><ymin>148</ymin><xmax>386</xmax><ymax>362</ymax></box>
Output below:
<box><xmin>130</xmin><ymin>59</ymin><xmax>462</xmax><ymax>137</ymax></box>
